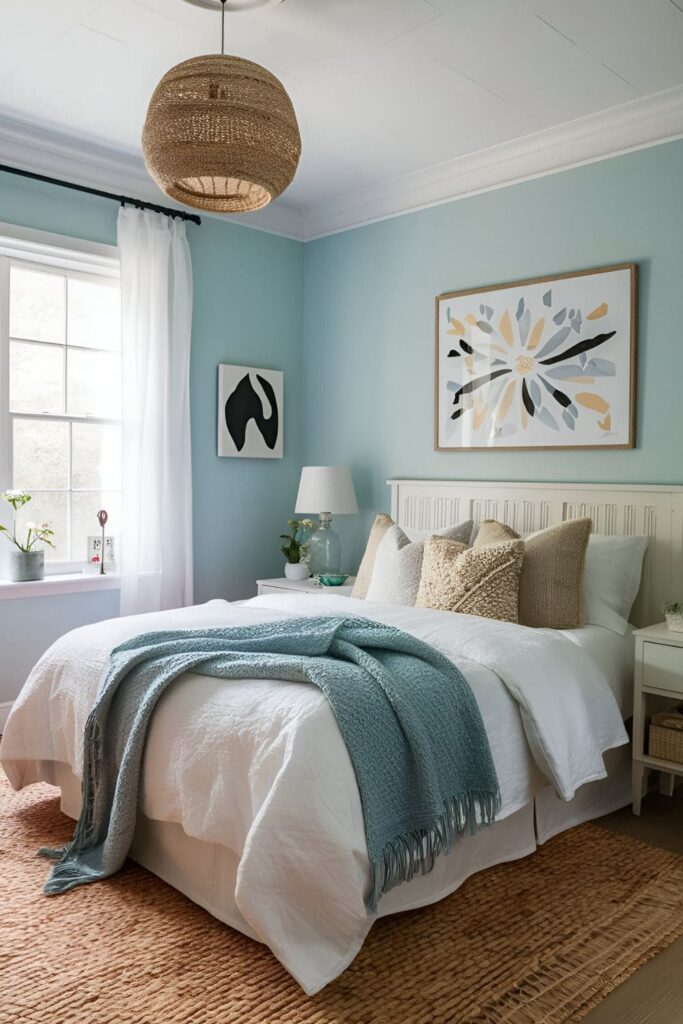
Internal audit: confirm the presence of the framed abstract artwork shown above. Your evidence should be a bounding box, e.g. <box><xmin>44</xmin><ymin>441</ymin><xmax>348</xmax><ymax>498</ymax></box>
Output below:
<box><xmin>217</xmin><ymin>364</ymin><xmax>283</xmax><ymax>458</ymax></box>
<box><xmin>435</xmin><ymin>263</ymin><xmax>637</xmax><ymax>451</ymax></box>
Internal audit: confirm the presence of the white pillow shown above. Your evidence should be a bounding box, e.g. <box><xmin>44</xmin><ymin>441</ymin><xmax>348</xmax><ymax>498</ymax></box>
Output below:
<box><xmin>366</xmin><ymin>521</ymin><xmax>474</xmax><ymax>606</ymax></box>
<box><xmin>583</xmin><ymin>533</ymin><xmax>648</xmax><ymax>634</ymax></box>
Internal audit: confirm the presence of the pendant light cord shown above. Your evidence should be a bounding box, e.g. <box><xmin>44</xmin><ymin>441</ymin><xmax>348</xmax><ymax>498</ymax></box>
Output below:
<box><xmin>221</xmin><ymin>0</ymin><xmax>227</xmax><ymax>54</ymax></box>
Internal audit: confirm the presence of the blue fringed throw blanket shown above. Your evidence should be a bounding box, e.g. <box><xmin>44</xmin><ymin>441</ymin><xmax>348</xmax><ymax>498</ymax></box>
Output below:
<box><xmin>40</xmin><ymin>615</ymin><xmax>500</xmax><ymax>912</ymax></box>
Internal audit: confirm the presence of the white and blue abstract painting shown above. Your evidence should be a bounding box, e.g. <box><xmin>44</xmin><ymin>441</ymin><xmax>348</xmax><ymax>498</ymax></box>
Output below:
<box><xmin>436</xmin><ymin>264</ymin><xmax>636</xmax><ymax>451</ymax></box>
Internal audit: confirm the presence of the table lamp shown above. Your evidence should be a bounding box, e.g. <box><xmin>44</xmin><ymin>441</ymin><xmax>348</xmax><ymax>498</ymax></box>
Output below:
<box><xmin>295</xmin><ymin>466</ymin><xmax>358</xmax><ymax>575</ymax></box>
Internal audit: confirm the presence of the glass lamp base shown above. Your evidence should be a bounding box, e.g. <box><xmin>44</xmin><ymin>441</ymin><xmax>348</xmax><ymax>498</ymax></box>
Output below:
<box><xmin>307</xmin><ymin>514</ymin><xmax>342</xmax><ymax>575</ymax></box>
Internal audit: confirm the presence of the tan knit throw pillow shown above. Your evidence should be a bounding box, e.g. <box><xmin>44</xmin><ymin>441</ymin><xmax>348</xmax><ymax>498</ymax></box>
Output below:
<box><xmin>416</xmin><ymin>536</ymin><xmax>524</xmax><ymax>623</ymax></box>
<box><xmin>351</xmin><ymin>513</ymin><xmax>394</xmax><ymax>599</ymax></box>
<box><xmin>475</xmin><ymin>519</ymin><xmax>519</xmax><ymax>546</ymax></box>
<box><xmin>474</xmin><ymin>517</ymin><xmax>592</xmax><ymax>629</ymax></box>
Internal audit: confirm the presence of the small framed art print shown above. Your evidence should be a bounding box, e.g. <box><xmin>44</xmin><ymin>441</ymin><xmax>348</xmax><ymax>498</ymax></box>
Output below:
<box><xmin>217</xmin><ymin>364</ymin><xmax>283</xmax><ymax>459</ymax></box>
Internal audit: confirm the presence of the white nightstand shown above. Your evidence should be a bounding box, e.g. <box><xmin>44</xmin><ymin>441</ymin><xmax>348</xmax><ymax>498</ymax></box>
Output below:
<box><xmin>256</xmin><ymin>577</ymin><xmax>356</xmax><ymax>598</ymax></box>
<box><xmin>632</xmin><ymin>622</ymin><xmax>683</xmax><ymax>814</ymax></box>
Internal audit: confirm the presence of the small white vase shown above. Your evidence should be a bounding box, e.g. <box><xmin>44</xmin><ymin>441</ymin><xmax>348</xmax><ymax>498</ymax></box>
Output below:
<box><xmin>665</xmin><ymin>612</ymin><xmax>683</xmax><ymax>633</ymax></box>
<box><xmin>284</xmin><ymin>561</ymin><xmax>309</xmax><ymax>581</ymax></box>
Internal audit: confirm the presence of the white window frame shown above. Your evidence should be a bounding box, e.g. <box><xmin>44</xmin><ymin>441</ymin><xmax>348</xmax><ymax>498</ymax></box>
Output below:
<box><xmin>0</xmin><ymin>223</ymin><xmax>121</xmax><ymax>585</ymax></box>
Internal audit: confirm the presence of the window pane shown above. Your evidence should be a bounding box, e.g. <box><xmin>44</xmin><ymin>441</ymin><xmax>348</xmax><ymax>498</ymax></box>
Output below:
<box><xmin>67</xmin><ymin>349</ymin><xmax>121</xmax><ymax>419</ymax></box>
<box><xmin>72</xmin><ymin>423</ymin><xmax>121</xmax><ymax>490</ymax></box>
<box><xmin>68</xmin><ymin>278</ymin><xmax>121</xmax><ymax>351</ymax></box>
<box><xmin>15</xmin><ymin>491</ymin><xmax>68</xmax><ymax>562</ymax></box>
<box><xmin>10</xmin><ymin>267</ymin><xmax>65</xmax><ymax>344</ymax></box>
<box><xmin>13</xmin><ymin>419</ymin><xmax>69</xmax><ymax>490</ymax></box>
<box><xmin>9</xmin><ymin>340</ymin><xmax>65</xmax><ymax>414</ymax></box>
<box><xmin>71</xmin><ymin>491</ymin><xmax>120</xmax><ymax>564</ymax></box>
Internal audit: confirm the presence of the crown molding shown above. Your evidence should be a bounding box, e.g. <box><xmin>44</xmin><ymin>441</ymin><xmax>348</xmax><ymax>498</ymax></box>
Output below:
<box><xmin>1</xmin><ymin>85</ymin><xmax>683</xmax><ymax>246</ymax></box>
<box><xmin>301</xmin><ymin>85</ymin><xmax>683</xmax><ymax>241</ymax></box>
<box><xmin>0</xmin><ymin>114</ymin><xmax>305</xmax><ymax>241</ymax></box>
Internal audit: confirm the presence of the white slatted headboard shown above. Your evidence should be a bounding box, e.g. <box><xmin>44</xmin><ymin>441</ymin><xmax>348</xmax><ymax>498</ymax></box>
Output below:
<box><xmin>389</xmin><ymin>479</ymin><xmax>683</xmax><ymax>628</ymax></box>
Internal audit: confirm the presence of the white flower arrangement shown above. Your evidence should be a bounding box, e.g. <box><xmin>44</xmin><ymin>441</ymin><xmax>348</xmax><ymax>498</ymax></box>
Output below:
<box><xmin>0</xmin><ymin>490</ymin><xmax>55</xmax><ymax>553</ymax></box>
<box><xmin>280</xmin><ymin>518</ymin><xmax>314</xmax><ymax>565</ymax></box>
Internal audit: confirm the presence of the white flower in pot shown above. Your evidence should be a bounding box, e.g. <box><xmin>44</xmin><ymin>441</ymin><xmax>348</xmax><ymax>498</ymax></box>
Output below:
<box><xmin>1</xmin><ymin>490</ymin><xmax>55</xmax><ymax>582</ymax></box>
<box><xmin>280</xmin><ymin>518</ymin><xmax>313</xmax><ymax>581</ymax></box>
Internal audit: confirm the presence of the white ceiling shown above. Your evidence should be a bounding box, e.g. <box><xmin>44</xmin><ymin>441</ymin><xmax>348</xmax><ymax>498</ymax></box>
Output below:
<box><xmin>0</xmin><ymin>0</ymin><xmax>682</xmax><ymax>231</ymax></box>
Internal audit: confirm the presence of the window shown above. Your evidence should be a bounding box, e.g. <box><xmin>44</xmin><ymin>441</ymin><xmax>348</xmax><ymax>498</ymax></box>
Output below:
<box><xmin>1</xmin><ymin>250</ymin><xmax>121</xmax><ymax>573</ymax></box>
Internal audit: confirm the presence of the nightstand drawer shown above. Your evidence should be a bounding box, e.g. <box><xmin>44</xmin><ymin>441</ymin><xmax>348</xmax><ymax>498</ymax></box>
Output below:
<box><xmin>642</xmin><ymin>642</ymin><xmax>683</xmax><ymax>695</ymax></box>
<box><xmin>257</xmin><ymin>584</ymin><xmax>291</xmax><ymax>597</ymax></box>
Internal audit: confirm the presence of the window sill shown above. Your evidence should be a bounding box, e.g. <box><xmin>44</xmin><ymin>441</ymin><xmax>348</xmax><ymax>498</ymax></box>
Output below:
<box><xmin>0</xmin><ymin>572</ymin><xmax>121</xmax><ymax>601</ymax></box>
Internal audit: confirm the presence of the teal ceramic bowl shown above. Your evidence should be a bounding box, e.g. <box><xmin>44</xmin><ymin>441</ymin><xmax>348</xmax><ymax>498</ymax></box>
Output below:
<box><xmin>318</xmin><ymin>574</ymin><xmax>349</xmax><ymax>587</ymax></box>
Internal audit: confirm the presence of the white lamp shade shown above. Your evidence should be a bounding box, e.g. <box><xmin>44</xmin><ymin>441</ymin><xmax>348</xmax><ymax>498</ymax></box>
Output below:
<box><xmin>295</xmin><ymin>466</ymin><xmax>358</xmax><ymax>515</ymax></box>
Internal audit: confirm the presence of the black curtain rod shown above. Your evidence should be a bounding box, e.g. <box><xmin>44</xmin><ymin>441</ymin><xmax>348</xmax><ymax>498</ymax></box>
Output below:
<box><xmin>0</xmin><ymin>163</ymin><xmax>202</xmax><ymax>226</ymax></box>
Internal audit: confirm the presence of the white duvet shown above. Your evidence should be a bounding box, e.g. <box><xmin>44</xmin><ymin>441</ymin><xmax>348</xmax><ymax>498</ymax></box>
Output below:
<box><xmin>1</xmin><ymin>594</ymin><xmax>628</xmax><ymax>993</ymax></box>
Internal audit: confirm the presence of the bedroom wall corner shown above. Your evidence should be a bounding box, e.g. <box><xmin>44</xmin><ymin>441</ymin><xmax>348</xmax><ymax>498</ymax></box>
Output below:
<box><xmin>301</xmin><ymin>138</ymin><xmax>683</xmax><ymax>573</ymax></box>
<box><xmin>189</xmin><ymin>216</ymin><xmax>305</xmax><ymax>603</ymax></box>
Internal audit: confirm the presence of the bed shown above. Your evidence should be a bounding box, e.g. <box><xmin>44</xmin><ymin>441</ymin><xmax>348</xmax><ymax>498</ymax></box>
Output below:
<box><xmin>2</xmin><ymin>478</ymin><xmax>681</xmax><ymax>995</ymax></box>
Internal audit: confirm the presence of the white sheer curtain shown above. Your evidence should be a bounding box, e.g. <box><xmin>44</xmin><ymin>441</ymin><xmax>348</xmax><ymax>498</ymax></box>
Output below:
<box><xmin>117</xmin><ymin>207</ymin><xmax>193</xmax><ymax>616</ymax></box>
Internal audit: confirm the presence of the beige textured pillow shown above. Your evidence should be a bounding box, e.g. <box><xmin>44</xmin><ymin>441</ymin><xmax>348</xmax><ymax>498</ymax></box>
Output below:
<box><xmin>474</xmin><ymin>517</ymin><xmax>592</xmax><ymax>629</ymax></box>
<box><xmin>474</xmin><ymin>519</ymin><xmax>519</xmax><ymax>546</ymax></box>
<box><xmin>352</xmin><ymin>513</ymin><xmax>394</xmax><ymax>599</ymax></box>
<box><xmin>416</xmin><ymin>535</ymin><xmax>524</xmax><ymax>623</ymax></box>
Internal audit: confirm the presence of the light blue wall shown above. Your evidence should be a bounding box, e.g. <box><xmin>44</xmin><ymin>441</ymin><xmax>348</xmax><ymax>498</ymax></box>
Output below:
<box><xmin>2</xmin><ymin>138</ymin><xmax>682</xmax><ymax>703</ymax></box>
<box><xmin>0</xmin><ymin>589</ymin><xmax>120</xmax><ymax>708</ymax></box>
<box><xmin>189</xmin><ymin>217</ymin><xmax>303</xmax><ymax>602</ymax></box>
<box><xmin>302</xmin><ymin>139</ymin><xmax>683</xmax><ymax>570</ymax></box>
<box><xmin>0</xmin><ymin>170</ymin><xmax>303</xmax><ymax>703</ymax></box>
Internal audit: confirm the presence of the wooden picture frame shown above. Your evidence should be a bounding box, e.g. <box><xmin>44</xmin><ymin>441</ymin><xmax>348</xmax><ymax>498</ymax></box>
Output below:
<box><xmin>435</xmin><ymin>263</ymin><xmax>637</xmax><ymax>451</ymax></box>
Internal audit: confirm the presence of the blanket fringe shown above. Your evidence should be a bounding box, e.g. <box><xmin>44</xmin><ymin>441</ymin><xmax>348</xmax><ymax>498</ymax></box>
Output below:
<box><xmin>42</xmin><ymin>860</ymin><xmax>103</xmax><ymax>895</ymax></box>
<box><xmin>367</xmin><ymin>789</ymin><xmax>501</xmax><ymax>914</ymax></box>
<box><xmin>40</xmin><ymin>714</ymin><xmax>103</xmax><ymax>894</ymax></box>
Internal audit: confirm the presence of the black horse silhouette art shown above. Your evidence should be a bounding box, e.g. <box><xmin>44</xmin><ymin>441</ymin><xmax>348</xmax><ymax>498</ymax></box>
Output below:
<box><xmin>225</xmin><ymin>373</ymin><xmax>279</xmax><ymax>452</ymax></box>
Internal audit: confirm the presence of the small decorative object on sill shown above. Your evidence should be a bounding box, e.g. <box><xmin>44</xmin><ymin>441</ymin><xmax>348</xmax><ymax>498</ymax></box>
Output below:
<box><xmin>280</xmin><ymin>518</ymin><xmax>312</xmax><ymax>581</ymax></box>
<box><xmin>86</xmin><ymin>535</ymin><xmax>117</xmax><ymax>575</ymax></box>
<box><xmin>0</xmin><ymin>490</ymin><xmax>55</xmax><ymax>582</ymax></box>
<box><xmin>96</xmin><ymin>510</ymin><xmax>109</xmax><ymax>576</ymax></box>
<box><xmin>663</xmin><ymin>602</ymin><xmax>683</xmax><ymax>632</ymax></box>
<box><xmin>649</xmin><ymin>709</ymin><xmax>683</xmax><ymax>765</ymax></box>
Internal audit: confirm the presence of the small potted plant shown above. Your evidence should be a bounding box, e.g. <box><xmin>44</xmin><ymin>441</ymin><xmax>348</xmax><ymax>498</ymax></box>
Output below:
<box><xmin>663</xmin><ymin>601</ymin><xmax>683</xmax><ymax>633</ymax></box>
<box><xmin>280</xmin><ymin>518</ymin><xmax>313</xmax><ymax>581</ymax></box>
<box><xmin>0</xmin><ymin>490</ymin><xmax>55</xmax><ymax>582</ymax></box>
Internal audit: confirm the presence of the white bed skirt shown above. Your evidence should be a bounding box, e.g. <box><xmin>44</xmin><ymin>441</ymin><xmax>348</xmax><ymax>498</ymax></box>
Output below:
<box><xmin>35</xmin><ymin>744</ymin><xmax>631</xmax><ymax>944</ymax></box>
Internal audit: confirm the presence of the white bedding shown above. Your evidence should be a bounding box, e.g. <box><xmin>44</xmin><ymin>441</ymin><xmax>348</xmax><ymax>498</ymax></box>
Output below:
<box><xmin>0</xmin><ymin>595</ymin><xmax>628</xmax><ymax>994</ymax></box>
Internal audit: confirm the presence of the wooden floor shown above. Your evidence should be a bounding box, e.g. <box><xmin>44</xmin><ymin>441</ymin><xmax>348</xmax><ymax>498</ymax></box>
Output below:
<box><xmin>582</xmin><ymin>785</ymin><xmax>683</xmax><ymax>1024</ymax></box>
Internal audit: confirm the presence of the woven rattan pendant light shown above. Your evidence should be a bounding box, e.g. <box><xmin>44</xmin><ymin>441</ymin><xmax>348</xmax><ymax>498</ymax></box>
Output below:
<box><xmin>142</xmin><ymin>0</ymin><xmax>300</xmax><ymax>214</ymax></box>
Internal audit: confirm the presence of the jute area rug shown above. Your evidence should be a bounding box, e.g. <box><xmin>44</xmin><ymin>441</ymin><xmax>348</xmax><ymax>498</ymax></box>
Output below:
<box><xmin>2</xmin><ymin>775</ymin><xmax>683</xmax><ymax>1024</ymax></box>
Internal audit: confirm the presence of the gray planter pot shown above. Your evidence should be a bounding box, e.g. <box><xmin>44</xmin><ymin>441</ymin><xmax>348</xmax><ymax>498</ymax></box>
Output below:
<box><xmin>9</xmin><ymin>549</ymin><xmax>45</xmax><ymax>582</ymax></box>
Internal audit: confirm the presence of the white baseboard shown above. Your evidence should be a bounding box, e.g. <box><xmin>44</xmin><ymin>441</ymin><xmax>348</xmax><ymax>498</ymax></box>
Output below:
<box><xmin>0</xmin><ymin>701</ymin><xmax>13</xmax><ymax>732</ymax></box>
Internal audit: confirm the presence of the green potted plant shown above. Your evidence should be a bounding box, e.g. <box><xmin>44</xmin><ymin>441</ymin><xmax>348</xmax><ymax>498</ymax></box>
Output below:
<box><xmin>280</xmin><ymin>518</ymin><xmax>313</xmax><ymax>581</ymax></box>
<box><xmin>1</xmin><ymin>490</ymin><xmax>55</xmax><ymax>582</ymax></box>
<box><xmin>663</xmin><ymin>601</ymin><xmax>683</xmax><ymax>633</ymax></box>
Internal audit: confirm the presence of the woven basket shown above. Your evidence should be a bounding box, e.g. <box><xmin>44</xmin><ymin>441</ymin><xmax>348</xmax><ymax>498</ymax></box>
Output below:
<box><xmin>649</xmin><ymin>709</ymin><xmax>683</xmax><ymax>764</ymax></box>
